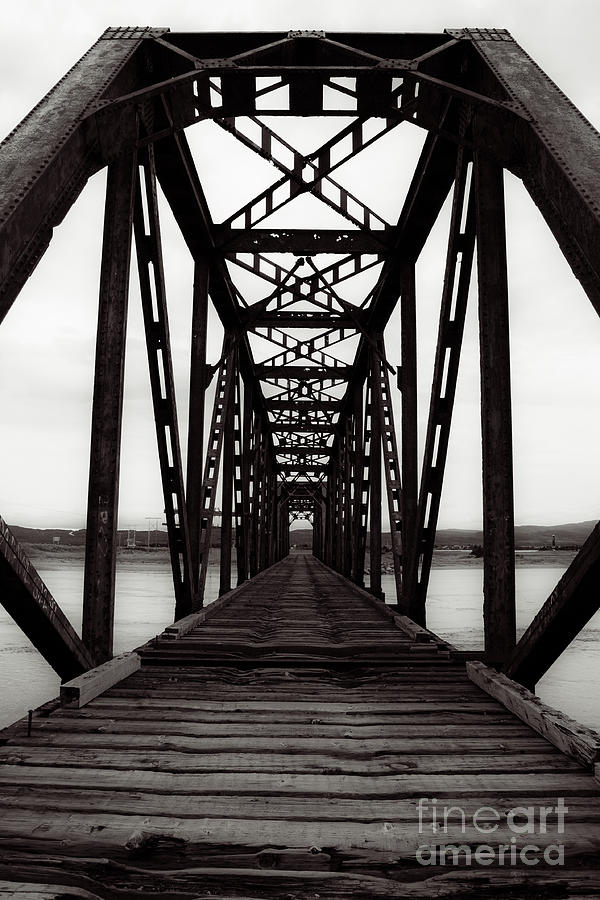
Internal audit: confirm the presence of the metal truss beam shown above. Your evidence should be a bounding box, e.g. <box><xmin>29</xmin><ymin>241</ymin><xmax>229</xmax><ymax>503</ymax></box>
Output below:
<box><xmin>186</xmin><ymin>258</ymin><xmax>210</xmax><ymax>591</ymax></box>
<box><xmin>134</xmin><ymin>145</ymin><xmax>195</xmax><ymax>621</ymax></box>
<box><xmin>197</xmin><ymin>339</ymin><xmax>237</xmax><ymax>602</ymax></box>
<box><xmin>0</xmin><ymin>29</ymin><xmax>164</xmax><ymax>325</ymax></box>
<box><xmin>505</xmin><ymin>523</ymin><xmax>600</xmax><ymax>690</ymax></box>
<box><xmin>83</xmin><ymin>153</ymin><xmax>136</xmax><ymax>666</ymax></box>
<box><xmin>406</xmin><ymin>147</ymin><xmax>476</xmax><ymax>624</ymax></box>
<box><xmin>218</xmin><ymin>229</ymin><xmax>390</xmax><ymax>254</ymax></box>
<box><xmin>4</xmin><ymin>25</ymin><xmax>600</xmax><ymax>674</ymax></box>
<box><xmin>475</xmin><ymin>145</ymin><xmax>516</xmax><ymax>666</ymax></box>
<box><xmin>0</xmin><ymin>519</ymin><xmax>94</xmax><ymax>681</ymax></box>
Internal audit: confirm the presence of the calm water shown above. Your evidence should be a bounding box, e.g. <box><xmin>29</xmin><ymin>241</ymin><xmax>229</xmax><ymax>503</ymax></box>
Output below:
<box><xmin>1</xmin><ymin>559</ymin><xmax>599</xmax><ymax>732</ymax></box>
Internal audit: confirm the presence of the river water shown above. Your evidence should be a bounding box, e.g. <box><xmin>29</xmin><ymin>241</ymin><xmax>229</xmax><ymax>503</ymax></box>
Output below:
<box><xmin>1</xmin><ymin>558</ymin><xmax>599</xmax><ymax>733</ymax></box>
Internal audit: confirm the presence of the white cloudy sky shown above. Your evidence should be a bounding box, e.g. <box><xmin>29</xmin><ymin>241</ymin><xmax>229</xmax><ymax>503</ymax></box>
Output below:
<box><xmin>0</xmin><ymin>0</ymin><xmax>599</xmax><ymax>532</ymax></box>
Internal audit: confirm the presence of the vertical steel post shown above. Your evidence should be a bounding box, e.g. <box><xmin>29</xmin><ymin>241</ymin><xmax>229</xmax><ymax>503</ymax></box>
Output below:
<box><xmin>83</xmin><ymin>153</ymin><xmax>136</xmax><ymax>666</ymax></box>
<box><xmin>400</xmin><ymin>268</ymin><xmax>418</xmax><ymax>614</ymax></box>
<box><xmin>269</xmin><ymin>468</ymin><xmax>279</xmax><ymax>566</ymax></box>
<box><xmin>369</xmin><ymin>351</ymin><xmax>383</xmax><ymax>599</ymax></box>
<box><xmin>249</xmin><ymin>411</ymin><xmax>262</xmax><ymax>578</ymax></box>
<box><xmin>343</xmin><ymin>416</ymin><xmax>353</xmax><ymax>577</ymax></box>
<box><xmin>238</xmin><ymin>380</ymin><xmax>253</xmax><ymax>583</ymax></box>
<box><xmin>186</xmin><ymin>258</ymin><xmax>210</xmax><ymax>594</ymax></box>
<box><xmin>335</xmin><ymin>440</ymin><xmax>345</xmax><ymax>572</ymax></box>
<box><xmin>312</xmin><ymin>494</ymin><xmax>321</xmax><ymax>558</ymax></box>
<box><xmin>475</xmin><ymin>149</ymin><xmax>516</xmax><ymax>666</ymax></box>
<box><xmin>351</xmin><ymin>382</ymin><xmax>365</xmax><ymax>585</ymax></box>
<box><xmin>324</xmin><ymin>470</ymin><xmax>334</xmax><ymax>567</ymax></box>
<box><xmin>196</xmin><ymin>339</ymin><xmax>235</xmax><ymax>602</ymax></box>
<box><xmin>372</xmin><ymin>340</ymin><xmax>403</xmax><ymax>605</ymax></box>
<box><xmin>356</xmin><ymin>380</ymin><xmax>372</xmax><ymax>587</ymax></box>
<box><xmin>219</xmin><ymin>352</ymin><xmax>237</xmax><ymax>596</ymax></box>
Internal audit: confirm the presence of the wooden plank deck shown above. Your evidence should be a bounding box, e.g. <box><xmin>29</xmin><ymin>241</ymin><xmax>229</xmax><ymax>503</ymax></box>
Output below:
<box><xmin>1</xmin><ymin>553</ymin><xmax>600</xmax><ymax>898</ymax></box>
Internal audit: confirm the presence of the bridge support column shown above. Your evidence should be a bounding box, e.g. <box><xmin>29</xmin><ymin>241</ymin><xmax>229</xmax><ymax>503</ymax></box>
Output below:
<box><xmin>475</xmin><ymin>149</ymin><xmax>516</xmax><ymax>666</ymax></box>
<box><xmin>350</xmin><ymin>382</ymin><xmax>364</xmax><ymax>586</ymax></box>
<box><xmin>83</xmin><ymin>153</ymin><xmax>136</xmax><ymax>666</ymax></box>
<box><xmin>371</xmin><ymin>339</ymin><xmax>403</xmax><ymax>606</ymax></box>
<box><xmin>249</xmin><ymin>411</ymin><xmax>262</xmax><ymax>578</ymax></box>
<box><xmin>400</xmin><ymin>267</ymin><xmax>418</xmax><ymax>615</ymax></box>
<box><xmin>219</xmin><ymin>351</ymin><xmax>236</xmax><ymax>597</ymax></box>
<box><xmin>368</xmin><ymin>349</ymin><xmax>383</xmax><ymax>600</ymax></box>
<box><xmin>186</xmin><ymin>258</ymin><xmax>210</xmax><ymax>595</ymax></box>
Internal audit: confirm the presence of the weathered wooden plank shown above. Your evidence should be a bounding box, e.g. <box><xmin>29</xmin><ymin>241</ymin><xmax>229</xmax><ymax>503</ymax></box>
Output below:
<box><xmin>103</xmin><ymin>687</ymin><xmax>483</xmax><ymax>704</ymax></box>
<box><xmin>467</xmin><ymin>661</ymin><xmax>600</xmax><ymax>768</ymax></box>
<box><xmin>3</xmin><ymin>865</ymin><xmax>600</xmax><ymax>900</ymax></box>
<box><xmin>32</xmin><ymin>710</ymin><xmax>528</xmax><ymax>741</ymax></box>
<box><xmin>0</xmin><ymin>810</ymin><xmax>596</xmax><ymax>860</ymax></box>
<box><xmin>0</xmin><ymin>765</ymin><xmax>593</xmax><ymax>797</ymax></box>
<box><xmin>60</xmin><ymin>653</ymin><xmax>141</xmax><ymax>708</ymax></box>
<box><xmin>0</xmin><ymin>885</ymin><xmax>101</xmax><ymax>900</ymax></box>
<box><xmin>55</xmin><ymin>703</ymin><xmax>508</xmax><ymax>725</ymax></box>
<box><xmin>86</xmin><ymin>696</ymin><xmax>503</xmax><ymax>714</ymax></box>
<box><xmin>3</xmin><ymin>732</ymin><xmax>558</xmax><ymax>757</ymax></box>
<box><xmin>158</xmin><ymin>558</ymin><xmax>284</xmax><ymax>640</ymax></box>
<box><xmin>0</xmin><ymin>747</ymin><xmax>582</xmax><ymax>775</ymax></box>
<box><xmin>5</xmin><ymin>785</ymin><xmax>599</xmax><ymax>823</ymax></box>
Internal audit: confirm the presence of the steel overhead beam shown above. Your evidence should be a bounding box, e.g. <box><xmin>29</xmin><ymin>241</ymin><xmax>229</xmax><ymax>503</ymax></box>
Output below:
<box><xmin>0</xmin><ymin>519</ymin><xmax>94</xmax><ymax>681</ymax></box>
<box><xmin>278</xmin><ymin>465</ymin><xmax>327</xmax><ymax>474</ymax></box>
<box><xmin>270</xmin><ymin>424</ymin><xmax>336</xmax><ymax>434</ymax></box>
<box><xmin>250</xmin><ymin>313</ymin><xmax>360</xmax><ymax>329</ymax></box>
<box><xmin>163</xmin><ymin>31</ymin><xmax>454</xmax><ymax>62</ymax></box>
<box><xmin>257</xmin><ymin>365</ymin><xmax>351</xmax><ymax>379</ymax></box>
<box><xmin>276</xmin><ymin>446</ymin><xmax>332</xmax><ymax>455</ymax></box>
<box><xmin>267</xmin><ymin>401</ymin><xmax>340</xmax><ymax>412</ymax></box>
<box><xmin>0</xmin><ymin>28</ymin><xmax>164</xmax><ymax>325</ymax></box>
<box><xmin>460</xmin><ymin>29</ymin><xmax>600</xmax><ymax>317</ymax></box>
<box><xmin>217</xmin><ymin>228</ymin><xmax>391</xmax><ymax>254</ymax></box>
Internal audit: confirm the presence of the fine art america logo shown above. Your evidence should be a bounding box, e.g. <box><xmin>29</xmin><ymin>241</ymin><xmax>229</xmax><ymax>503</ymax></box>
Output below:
<box><xmin>416</xmin><ymin>797</ymin><xmax>567</xmax><ymax>866</ymax></box>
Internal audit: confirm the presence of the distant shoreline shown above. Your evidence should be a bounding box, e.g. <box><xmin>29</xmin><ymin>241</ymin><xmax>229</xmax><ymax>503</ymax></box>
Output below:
<box><xmin>23</xmin><ymin>543</ymin><xmax>577</xmax><ymax>571</ymax></box>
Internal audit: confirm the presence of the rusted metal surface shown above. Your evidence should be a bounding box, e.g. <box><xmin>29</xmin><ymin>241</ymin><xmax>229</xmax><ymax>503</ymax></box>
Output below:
<box><xmin>0</xmin><ymin>519</ymin><xmax>93</xmax><ymax>680</ymax></box>
<box><xmin>505</xmin><ymin>522</ymin><xmax>600</xmax><ymax>690</ymax></box>
<box><xmin>0</xmin><ymin>26</ymin><xmax>599</xmax><ymax>703</ymax></box>
<box><xmin>133</xmin><ymin>146</ymin><xmax>194</xmax><ymax>620</ymax></box>
<box><xmin>83</xmin><ymin>154</ymin><xmax>136</xmax><ymax>666</ymax></box>
<box><xmin>474</xmin><ymin>149</ymin><xmax>516</xmax><ymax>666</ymax></box>
<box><xmin>407</xmin><ymin>148</ymin><xmax>476</xmax><ymax>625</ymax></box>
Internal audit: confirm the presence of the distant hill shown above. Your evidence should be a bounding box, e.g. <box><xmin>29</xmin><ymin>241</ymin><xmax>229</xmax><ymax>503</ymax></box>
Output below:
<box><xmin>9</xmin><ymin>520</ymin><xmax>598</xmax><ymax>551</ymax></box>
<box><xmin>290</xmin><ymin>521</ymin><xmax>597</xmax><ymax>550</ymax></box>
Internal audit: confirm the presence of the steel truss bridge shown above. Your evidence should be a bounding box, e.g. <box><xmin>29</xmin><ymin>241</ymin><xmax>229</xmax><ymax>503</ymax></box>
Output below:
<box><xmin>1</xmin><ymin>27</ymin><xmax>600</xmax><ymax>896</ymax></box>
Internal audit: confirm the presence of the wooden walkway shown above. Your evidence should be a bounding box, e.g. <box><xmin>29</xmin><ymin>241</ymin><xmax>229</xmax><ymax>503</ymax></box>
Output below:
<box><xmin>1</xmin><ymin>554</ymin><xmax>600</xmax><ymax>897</ymax></box>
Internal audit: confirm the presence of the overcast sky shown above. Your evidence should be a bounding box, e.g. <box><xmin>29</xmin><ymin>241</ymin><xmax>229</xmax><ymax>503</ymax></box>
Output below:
<box><xmin>1</xmin><ymin>0</ymin><xmax>599</xmax><ymax>532</ymax></box>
